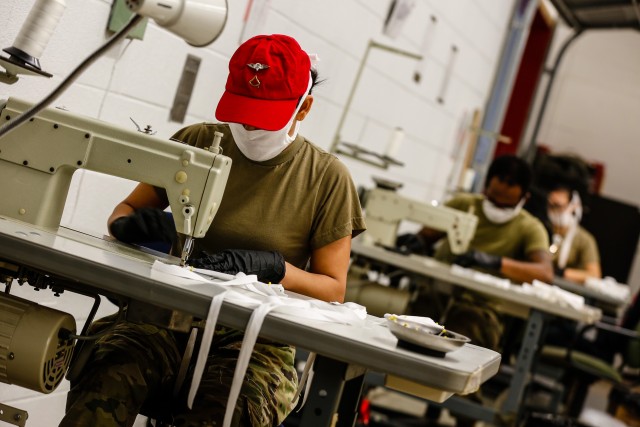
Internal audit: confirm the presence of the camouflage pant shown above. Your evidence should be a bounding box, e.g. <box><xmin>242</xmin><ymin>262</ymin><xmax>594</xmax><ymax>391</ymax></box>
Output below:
<box><xmin>442</xmin><ymin>292</ymin><xmax>505</xmax><ymax>352</ymax></box>
<box><xmin>60</xmin><ymin>315</ymin><xmax>297</xmax><ymax>427</ymax></box>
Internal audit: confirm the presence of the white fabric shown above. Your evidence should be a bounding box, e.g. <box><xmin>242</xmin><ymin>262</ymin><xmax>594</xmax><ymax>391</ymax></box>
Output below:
<box><xmin>481</xmin><ymin>198</ymin><xmax>525</xmax><ymax>224</ymax></box>
<box><xmin>308</xmin><ymin>53</ymin><xmax>320</xmax><ymax>69</ymax></box>
<box><xmin>556</xmin><ymin>224</ymin><xmax>578</xmax><ymax>269</ymax></box>
<box><xmin>548</xmin><ymin>191</ymin><xmax>583</xmax><ymax>228</ymax></box>
<box><xmin>450</xmin><ymin>264</ymin><xmax>585</xmax><ymax>309</ymax></box>
<box><xmin>174</xmin><ymin>327</ymin><xmax>198</xmax><ymax>397</ymax></box>
<box><xmin>149</xmin><ymin>261</ymin><xmax>368</xmax><ymax>426</ymax></box>
<box><xmin>383</xmin><ymin>314</ymin><xmax>443</xmax><ymax>334</ymax></box>
<box><xmin>450</xmin><ymin>264</ymin><xmax>511</xmax><ymax>289</ymax></box>
<box><xmin>293</xmin><ymin>351</ymin><xmax>316</xmax><ymax>412</ymax></box>
<box><xmin>512</xmin><ymin>280</ymin><xmax>585</xmax><ymax>310</ymax></box>
<box><xmin>188</xmin><ymin>290</ymin><xmax>227</xmax><ymax>408</ymax></box>
<box><xmin>548</xmin><ymin>192</ymin><xmax>583</xmax><ymax>269</ymax></box>
<box><xmin>585</xmin><ymin>276</ymin><xmax>630</xmax><ymax>301</ymax></box>
<box><xmin>223</xmin><ymin>299</ymin><xmax>280</xmax><ymax>427</ymax></box>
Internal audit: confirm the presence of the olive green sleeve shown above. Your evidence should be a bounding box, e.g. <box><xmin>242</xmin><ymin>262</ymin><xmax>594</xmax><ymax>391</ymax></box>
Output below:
<box><xmin>522</xmin><ymin>217</ymin><xmax>550</xmax><ymax>256</ymax></box>
<box><xmin>579</xmin><ymin>228</ymin><xmax>601</xmax><ymax>266</ymax></box>
<box><xmin>310</xmin><ymin>158</ymin><xmax>366</xmax><ymax>249</ymax></box>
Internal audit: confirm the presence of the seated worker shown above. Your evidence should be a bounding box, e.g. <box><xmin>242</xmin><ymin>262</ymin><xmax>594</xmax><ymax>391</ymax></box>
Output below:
<box><xmin>543</xmin><ymin>184</ymin><xmax>602</xmax><ymax>352</ymax></box>
<box><xmin>398</xmin><ymin>155</ymin><xmax>553</xmax><ymax>350</ymax></box>
<box><xmin>401</xmin><ymin>155</ymin><xmax>553</xmax><ymax>427</ymax></box>
<box><xmin>547</xmin><ymin>184</ymin><xmax>602</xmax><ymax>283</ymax></box>
<box><xmin>60</xmin><ymin>34</ymin><xmax>366</xmax><ymax>427</ymax></box>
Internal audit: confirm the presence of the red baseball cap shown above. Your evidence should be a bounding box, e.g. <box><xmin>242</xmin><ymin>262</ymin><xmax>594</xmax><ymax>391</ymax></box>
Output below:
<box><xmin>215</xmin><ymin>34</ymin><xmax>312</xmax><ymax>131</ymax></box>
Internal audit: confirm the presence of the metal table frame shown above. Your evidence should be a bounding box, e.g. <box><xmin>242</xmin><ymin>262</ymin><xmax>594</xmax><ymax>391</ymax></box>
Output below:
<box><xmin>350</xmin><ymin>240</ymin><xmax>602</xmax><ymax>425</ymax></box>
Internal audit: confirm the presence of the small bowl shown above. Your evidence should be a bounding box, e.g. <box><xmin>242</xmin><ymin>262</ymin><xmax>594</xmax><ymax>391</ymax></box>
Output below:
<box><xmin>385</xmin><ymin>314</ymin><xmax>470</xmax><ymax>356</ymax></box>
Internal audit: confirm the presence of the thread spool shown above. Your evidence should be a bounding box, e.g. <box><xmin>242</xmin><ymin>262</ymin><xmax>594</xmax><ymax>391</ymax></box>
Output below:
<box><xmin>384</xmin><ymin>127</ymin><xmax>404</xmax><ymax>158</ymax></box>
<box><xmin>10</xmin><ymin>0</ymin><xmax>66</xmax><ymax>70</ymax></box>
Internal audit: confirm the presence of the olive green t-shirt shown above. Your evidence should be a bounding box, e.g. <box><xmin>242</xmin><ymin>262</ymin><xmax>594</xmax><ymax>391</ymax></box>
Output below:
<box><xmin>553</xmin><ymin>225</ymin><xmax>600</xmax><ymax>270</ymax></box>
<box><xmin>435</xmin><ymin>193</ymin><xmax>549</xmax><ymax>264</ymax></box>
<box><xmin>170</xmin><ymin>123</ymin><xmax>366</xmax><ymax>269</ymax></box>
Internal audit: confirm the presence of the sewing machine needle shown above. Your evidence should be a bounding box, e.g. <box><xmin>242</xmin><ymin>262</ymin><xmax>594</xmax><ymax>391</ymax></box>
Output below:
<box><xmin>180</xmin><ymin>236</ymin><xmax>194</xmax><ymax>267</ymax></box>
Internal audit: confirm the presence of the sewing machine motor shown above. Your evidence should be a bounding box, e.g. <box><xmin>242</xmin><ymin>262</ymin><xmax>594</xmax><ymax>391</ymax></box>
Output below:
<box><xmin>0</xmin><ymin>293</ymin><xmax>76</xmax><ymax>393</ymax></box>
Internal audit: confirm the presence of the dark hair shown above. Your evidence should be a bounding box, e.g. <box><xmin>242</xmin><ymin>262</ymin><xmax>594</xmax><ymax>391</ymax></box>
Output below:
<box><xmin>533</xmin><ymin>154</ymin><xmax>590</xmax><ymax>200</ymax></box>
<box><xmin>309</xmin><ymin>68</ymin><xmax>325</xmax><ymax>95</ymax></box>
<box><xmin>485</xmin><ymin>155</ymin><xmax>532</xmax><ymax>194</ymax></box>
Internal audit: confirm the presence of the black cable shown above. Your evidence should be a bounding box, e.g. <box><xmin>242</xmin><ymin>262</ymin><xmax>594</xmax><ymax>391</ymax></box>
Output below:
<box><xmin>62</xmin><ymin>298</ymin><xmax>128</xmax><ymax>341</ymax></box>
<box><xmin>0</xmin><ymin>14</ymin><xmax>144</xmax><ymax>139</ymax></box>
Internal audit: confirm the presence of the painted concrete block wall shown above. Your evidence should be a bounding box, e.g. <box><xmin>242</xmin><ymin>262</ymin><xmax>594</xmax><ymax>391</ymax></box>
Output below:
<box><xmin>531</xmin><ymin>25</ymin><xmax>640</xmax><ymax>295</ymax></box>
<box><xmin>1</xmin><ymin>0</ymin><xmax>515</xmax><ymax>424</ymax></box>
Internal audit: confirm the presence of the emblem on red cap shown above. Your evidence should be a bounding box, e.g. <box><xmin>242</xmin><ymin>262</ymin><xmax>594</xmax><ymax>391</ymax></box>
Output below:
<box><xmin>247</xmin><ymin>63</ymin><xmax>269</xmax><ymax>88</ymax></box>
<box><xmin>247</xmin><ymin>63</ymin><xmax>269</xmax><ymax>71</ymax></box>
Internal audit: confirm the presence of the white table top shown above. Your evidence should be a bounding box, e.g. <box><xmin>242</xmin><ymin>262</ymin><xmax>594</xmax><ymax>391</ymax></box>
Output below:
<box><xmin>351</xmin><ymin>240</ymin><xmax>602</xmax><ymax>324</ymax></box>
<box><xmin>553</xmin><ymin>275</ymin><xmax>627</xmax><ymax>308</ymax></box>
<box><xmin>0</xmin><ymin>217</ymin><xmax>501</xmax><ymax>395</ymax></box>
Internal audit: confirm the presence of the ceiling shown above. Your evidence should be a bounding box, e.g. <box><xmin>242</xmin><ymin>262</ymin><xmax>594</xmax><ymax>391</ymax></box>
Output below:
<box><xmin>548</xmin><ymin>0</ymin><xmax>640</xmax><ymax>30</ymax></box>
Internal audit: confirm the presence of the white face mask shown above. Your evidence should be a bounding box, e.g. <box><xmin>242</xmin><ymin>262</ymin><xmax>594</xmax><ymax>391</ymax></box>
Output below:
<box><xmin>548</xmin><ymin>209</ymin><xmax>576</xmax><ymax>228</ymax></box>
<box><xmin>229</xmin><ymin>74</ymin><xmax>311</xmax><ymax>162</ymax></box>
<box><xmin>229</xmin><ymin>117</ymin><xmax>299</xmax><ymax>162</ymax></box>
<box><xmin>548</xmin><ymin>191</ymin><xmax>582</xmax><ymax>229</ymax></box>
<box><xmin>482</xmin><ymin>198</ymin><xmax>525</xmax><ymax>224</ymax></box>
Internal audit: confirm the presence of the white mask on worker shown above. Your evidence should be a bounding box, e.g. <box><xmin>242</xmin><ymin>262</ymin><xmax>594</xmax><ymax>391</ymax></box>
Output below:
<box><xmin>229</xmin><ymin>75</ymin><xmax>311</xmax><ymax>162</ymax></box>
<box><xmin>548</xmin><ymin>191</ymin><xmax>582</xmax><ymax>228</ymax></box>
<box><xmin>482</xmin><ymin>198</ymin><xmax>525</xmax><ymax>224</ymax></box>
<box><xmin>548</xmin><ymin>209</ymin><xmax>575</xmax><ymax>228</ymax></box>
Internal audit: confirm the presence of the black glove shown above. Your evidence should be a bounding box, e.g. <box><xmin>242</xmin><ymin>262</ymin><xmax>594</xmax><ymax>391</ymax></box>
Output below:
<box><xmin>189</xmin><ymin>249</ymin><xmax>286</xmax><ymax>284</ymax></box>
<box><xmin>109</xmin><ymin>208</ymin><xmax>177</xmax><ymax>245</ymax></box>
<box><xmin>453</xmin><ymin>250</ymin><xmax>502</xmax><ymax>270</ymax></box>
<box><xmin>395</xmin><ymin>233</ymin><xmax>427</xmax><ymax>255</ymax></box>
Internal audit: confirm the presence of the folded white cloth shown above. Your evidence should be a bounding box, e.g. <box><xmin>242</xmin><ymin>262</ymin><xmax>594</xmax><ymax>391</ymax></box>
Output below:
<box><xmin>450</xmin><ymin>264</ymin><xmax>511</xmax><ymax>289</ymax></box>
<box><xmin>384</xmin><ymin>313</ymin><xmax>444</xmax><ymax>334</ymax></box>
<box><xmin>528</xmin><ymin>280</ymin><xmax>585</xmax><ymax>310</ymax></box>
<box><xmin>585</xmin><ymin>276</ymin><xmax>630</xmax><ymax>301</ymax></box>
<box><xmin>150</xmin><ymin>260</ymin><xmax>368</xmax><ymax>427</ymax></box>
<box><xmin>450</xmin><ymin>264</ymin><xmax>585</xmax><ymax>309</ymax></box>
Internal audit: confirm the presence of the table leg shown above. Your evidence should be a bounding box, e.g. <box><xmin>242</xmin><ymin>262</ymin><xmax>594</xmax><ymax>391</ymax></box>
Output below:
<box><xmin>500</xmin><ymin>309</ymin><xmax>545</xmax><ymax>424</ymax></box>
<box><xmin>299</xmin><ymin>355</ymin><xmax>366</xmax><ymax>427</ymax></box>
<box><xmin>336</xmin><ymin>372</ymin><xmax>366</xmax><ymax>427</ymax></box>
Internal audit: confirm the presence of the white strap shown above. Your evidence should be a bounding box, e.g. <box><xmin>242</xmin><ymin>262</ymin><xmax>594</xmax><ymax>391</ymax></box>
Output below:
<box><xmin>223</xmin><ymin>298</ymin><xmax>282</xmax><ymax>427</ymax></box>
<box><xmin>557</xmin><ymin>223</ymin><xmax>577</xmax><ymax>269</ymax></box>
<box><xmin>174</xmin><ymin>327</ymin><xmax>198</xmax><ymax>397</ymax></box>
<box><xmin>293</xmin><ymin>351</ymin><xmax>316</xmax><ymax>412</ymax></box>
<box><xmin>187</xmin><ymin>290</ymin><xmax>227</xmax><ymax>408</ymax></box>
<box><xmin>150</xmin><ymin>261</ymin><xmax>369</xmax><ymax>424</ymax></box>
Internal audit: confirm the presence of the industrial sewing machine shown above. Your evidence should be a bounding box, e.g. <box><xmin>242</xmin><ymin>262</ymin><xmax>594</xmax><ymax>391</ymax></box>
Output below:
<box><xmin>361</xmin><ymin>179</ymin><xmax>478</xmax><ymax>255</ymax></box>
<box><xmin>0</xmin><ymin>97</ymin><xmax>231</xmax><ymax>420</ymax></box>
<box><xmin>0</xmin><ymin>1</ymin><xmax>229</xmax><ymax>423</ymax></box>
<box><xmin>0</xmin><ymin>97</ymin><xmax>231</xmax><ymax>262</ymax></box>
<box><xmin>346</xmin><ymin>179</ymin><xmax>478</xmax><ymax>316</ymax></box>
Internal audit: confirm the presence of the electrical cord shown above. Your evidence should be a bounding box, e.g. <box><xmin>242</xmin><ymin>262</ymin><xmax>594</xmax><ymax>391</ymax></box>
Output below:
<box><xmin>0</xmin><ymin>14</ymin><xmax>144</xmax><ymax>139</ymax></box>
<box><xmin>60</xmin><ymin>297</ymin><xmax>128</xmax><ymax>341</ymax></box>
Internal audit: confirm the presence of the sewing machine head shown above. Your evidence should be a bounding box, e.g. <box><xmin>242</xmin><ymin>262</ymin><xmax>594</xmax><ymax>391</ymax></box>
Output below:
<box><xmin>362</xmin><ymin>179</ymin><xmax>478</xmax><ymax>254</ymax></box>
<box><xmin>0</xmin><ymin>97</ymin><xmax>231</xmax><ymax>248</ymax></box>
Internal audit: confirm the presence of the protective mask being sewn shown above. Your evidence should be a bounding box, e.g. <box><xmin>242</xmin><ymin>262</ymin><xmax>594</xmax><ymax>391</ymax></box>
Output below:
<box><xmin>229</xmin><ymin>74</ymin><xmax>312</xmax><ymax>162</ymax></box>
<box><xmin>482</xmin><ymin>198</ymin><xmax>525</xmax><ymax>224</ymax></box>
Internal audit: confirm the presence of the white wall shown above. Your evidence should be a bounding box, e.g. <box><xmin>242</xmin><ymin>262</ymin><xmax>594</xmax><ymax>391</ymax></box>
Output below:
<box><xmin>0</xmin><ymin>0</ymin><xmax>515</xmax><ymax>424</ymax></box>
<box><xmin>532</xmin><ymin>25</ymin><xmax>640</xmax><ymax>295</ymax></box>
